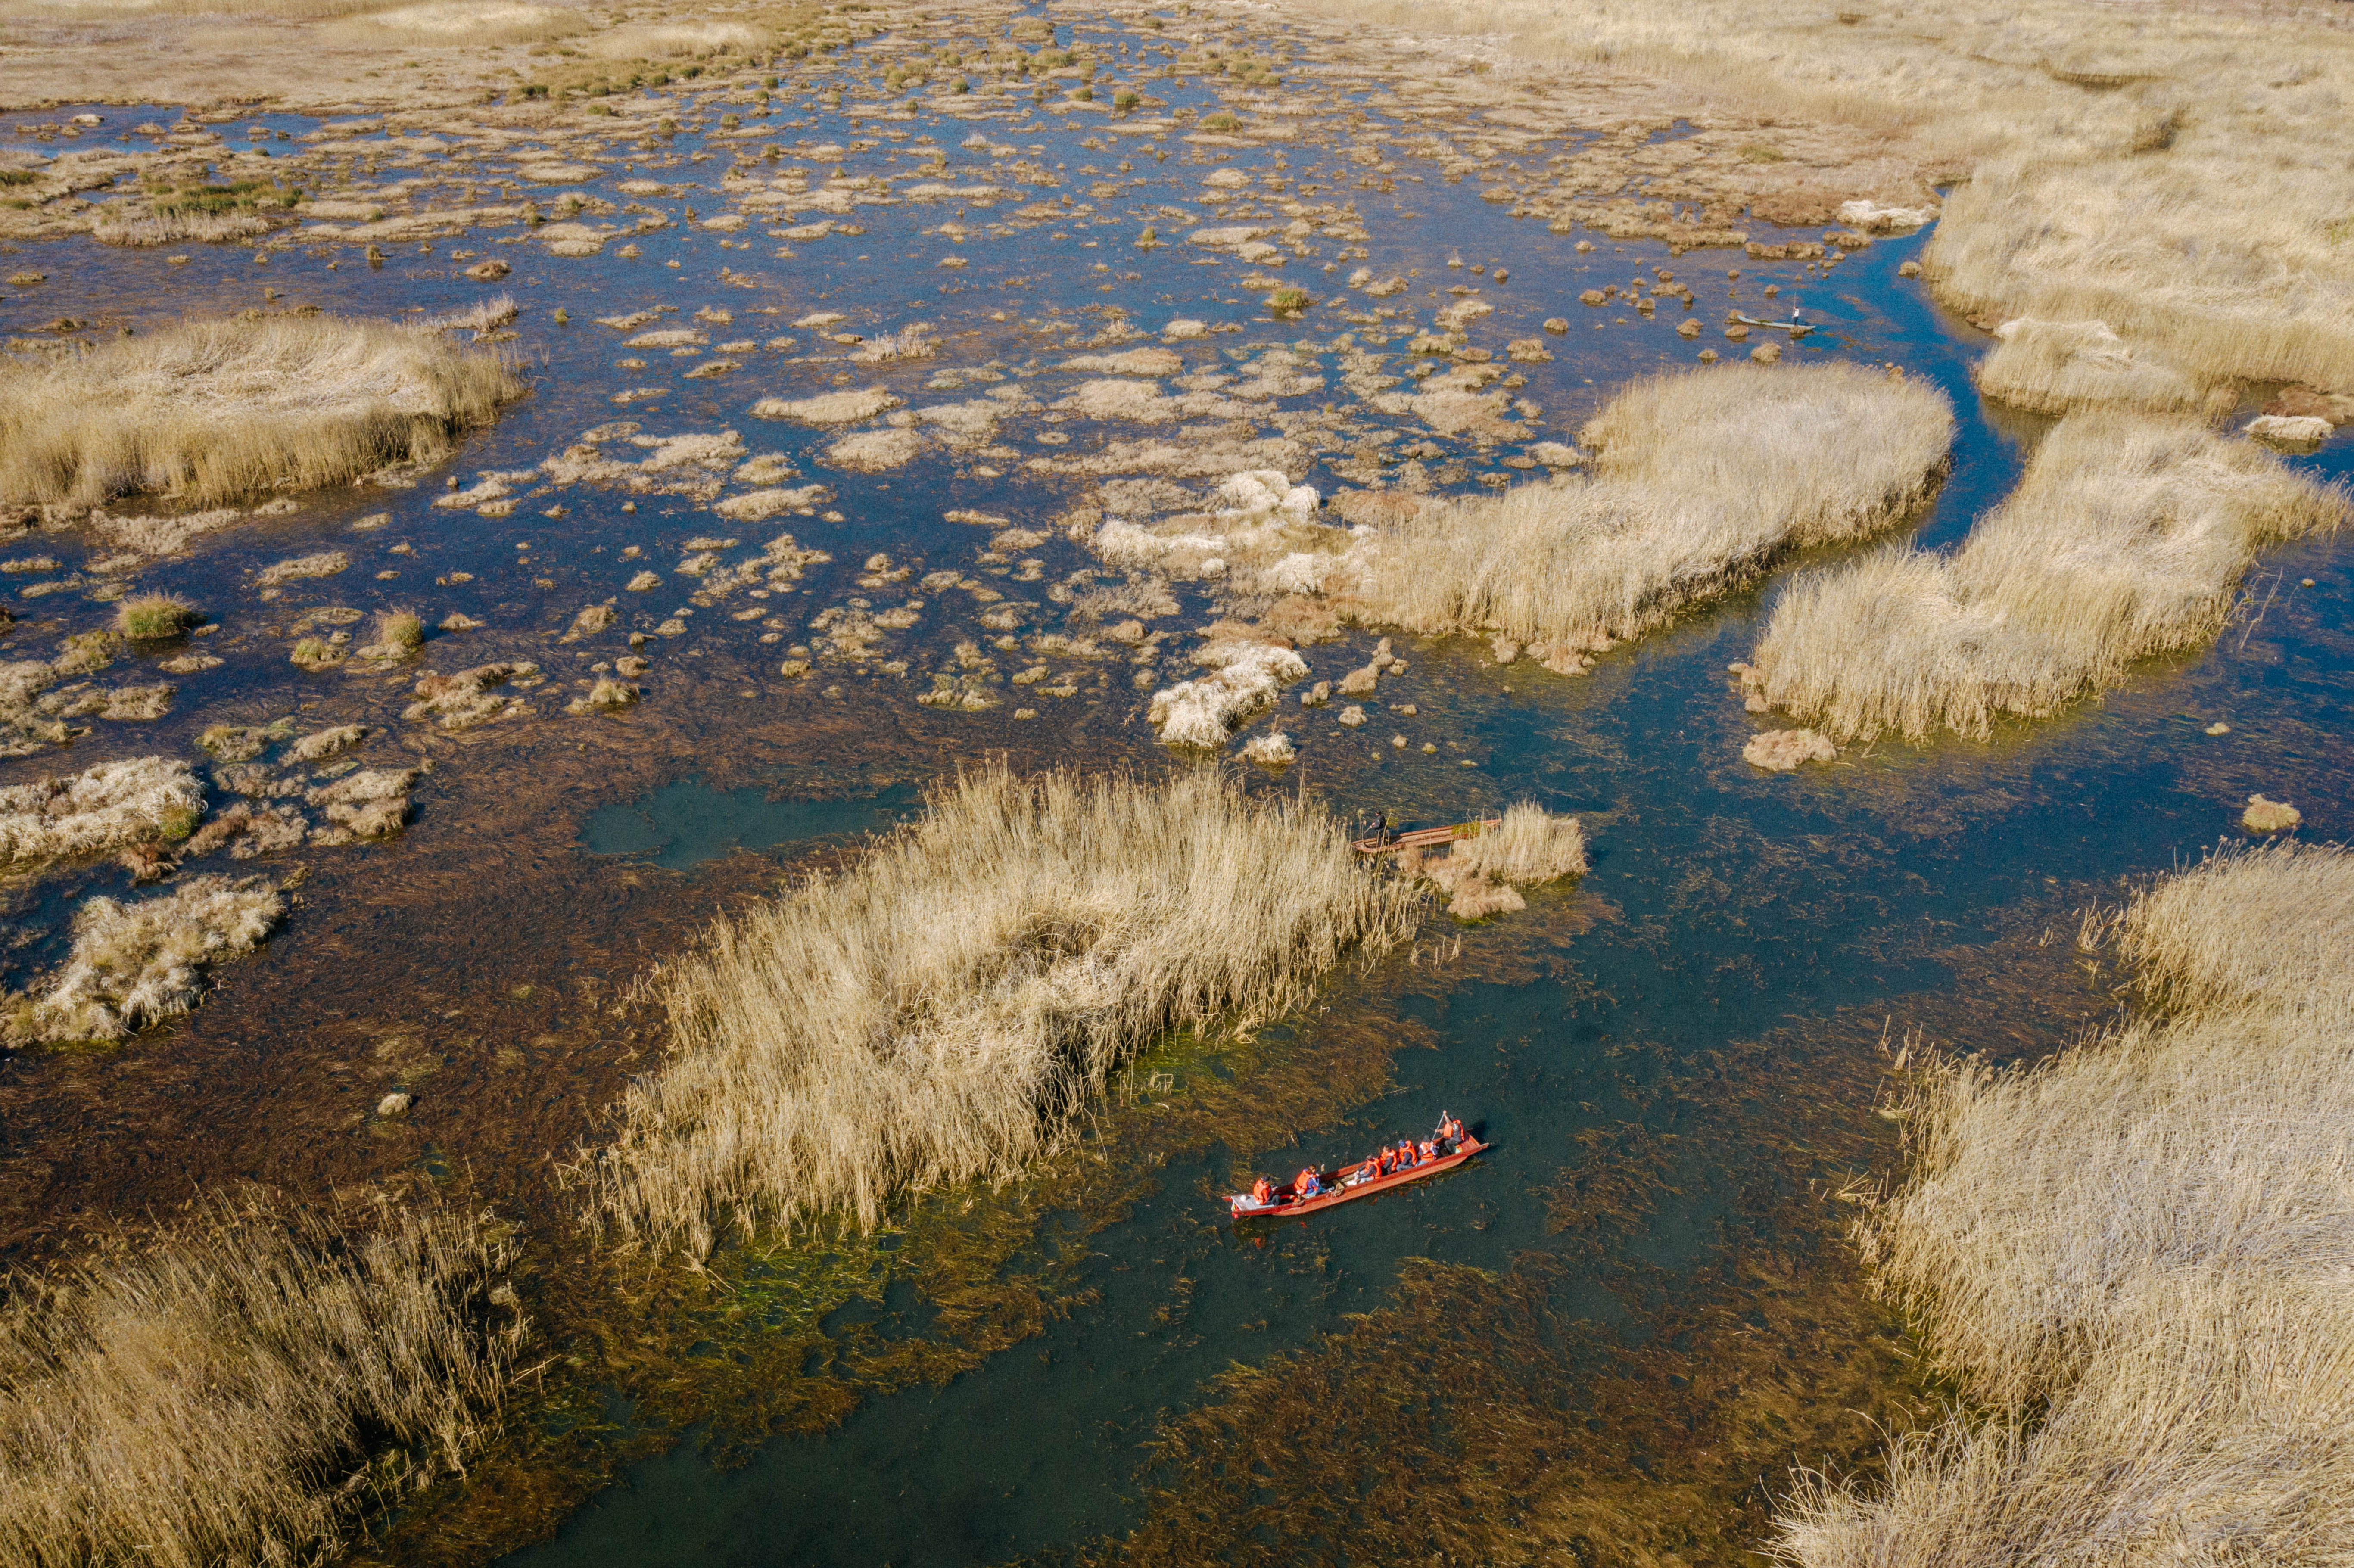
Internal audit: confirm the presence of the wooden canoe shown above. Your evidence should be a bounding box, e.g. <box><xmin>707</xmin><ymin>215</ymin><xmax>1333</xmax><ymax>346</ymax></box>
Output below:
<box><xmin>1229</xmin><ymin>1137</ymin><xmax>1488</xmax><ymax>1220</ymax></box>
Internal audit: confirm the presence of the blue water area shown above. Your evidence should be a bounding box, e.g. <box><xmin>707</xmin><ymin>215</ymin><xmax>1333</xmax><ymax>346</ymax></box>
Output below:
<box><xmin>581</xmin><ymin>779</ymin><xmax>921</xmax><ymax>870</ymax></box>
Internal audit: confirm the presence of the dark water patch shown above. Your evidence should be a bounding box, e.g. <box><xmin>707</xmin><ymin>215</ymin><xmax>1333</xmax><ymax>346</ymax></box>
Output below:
<box><xmin>580</xmin><ymin>778</ymin><xmax>922</xmax><ymax>871</ymax></box>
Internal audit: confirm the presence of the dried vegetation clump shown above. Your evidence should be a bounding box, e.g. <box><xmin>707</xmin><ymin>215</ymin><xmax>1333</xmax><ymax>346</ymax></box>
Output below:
<box><xmin>1974</xmin><ymin>318</ymin><xmax>2219</xmax><ymax>417</ymax></box>
<box><xmin>0</xmin><ymin>756</ymin><xmax>201</xmax><ymax>873</ymax></box>
<box><xmin>0</xmin><ymin>314</ymin><xmax>524</xmax><ymax>512</ymax></box>
<box><xmin>1776</xmin><ymin>842</ymin><xmax>2354</xmax><ymax>1565</ymax></box>
<box><xmin>3</xmin><ymin>873</ymin><xmax>281</xmax><ymax>1044</ymax></box>
<box><xmin>1743</xmin><ymin>414</ymin><xmax>2348</xmax><ymax>742</ymax></box>
<box><xmin>0</xmin><ymin>1190</ymin><xmax>523</xmax><ymax>1568</ymax></box>
<box><xmin>585</xmin><ymin>766</ymin><xmax>1422</xmax><ymax>1252</ymax></box>
<box><xmin>1344</xmin><ymin>364</ymin><xmax>1952</xmax><ymax>666</ymax></box>
<box><xmin>1400</xmin><ymin>803</ymin><xmax>1588</xmax><ymax>919</ymax></box>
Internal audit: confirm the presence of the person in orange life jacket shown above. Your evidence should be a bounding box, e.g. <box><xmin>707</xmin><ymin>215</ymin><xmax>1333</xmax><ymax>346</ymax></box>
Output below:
<box><xmin>1296</xmin><ymin>1167</ymin><xmax>1321</xmax><ymax>1199</ymax></box>
<box><xmin>1397</xmin><ymin>1138</ymin><xmax>1417</xmax><ymax>1168</ymax></box>
<box><xmin>1418</xmin><ymin>1139</ymin><xmax>1437</xmax><ymax>1164</ymax></box>
<box><xmin>1251</xmin><ymin>1175</ymin><xmax>1274</xmax><ymax>1206</ymax></box>
<box><xmin>1437</xmin><ymin>1113</ymin><xmax>1464</xmax><ymax>1148</ymax></box>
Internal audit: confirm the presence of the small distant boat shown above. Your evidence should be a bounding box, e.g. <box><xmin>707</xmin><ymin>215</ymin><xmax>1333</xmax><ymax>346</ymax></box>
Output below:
<box><xmin>1228</xmin><ymin>1136</ymin><xmax>1489</xmax><ymax>1221</ymax></box>
<box><xmin>1729</xmin><ymin>312</ymin><xmax>1816</xmax><ymax>336</ymax></box>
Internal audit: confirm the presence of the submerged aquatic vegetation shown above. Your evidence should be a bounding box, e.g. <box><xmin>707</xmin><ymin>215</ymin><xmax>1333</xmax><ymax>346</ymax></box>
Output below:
<box><xmin>1743</xmin><ymin>413</ymin><xmax>2348</xmax><ymax>742</ymax></box>
<box><xmin>0</xmin><ymin>1190</ymin><xmax>523</xmax><ymax>1568</ymax></box>
<box><xmin>1342</xmin><ymin>364</ymin><xmax>1953</xmax><ymax>666</ymax></box>
<box><xmin>0</xmin><ymin>314</ymin><xmax>524</xmax><ymax>511</ymax></box>
<box><xmin>4</xmin><ymin>872</ymin><xmax>282</xmax><ymax>1044</ymax></box>
<box><xmin>585</xmin><ymin>765</ymin><xmax>1423</xmax><ymax>1251</ymax></box>
<box><xmin>1775</xmin><ymin>842</ymin><xmax>2354</xmax><ymax>1564</ymax></box>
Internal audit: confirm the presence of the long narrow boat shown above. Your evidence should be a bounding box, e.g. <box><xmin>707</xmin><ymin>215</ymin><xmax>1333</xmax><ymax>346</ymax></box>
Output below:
<box><xmin>1228</xmin><ymin>1136</ymin><xmax>1489</xmax><ymax>1221</ymax></box>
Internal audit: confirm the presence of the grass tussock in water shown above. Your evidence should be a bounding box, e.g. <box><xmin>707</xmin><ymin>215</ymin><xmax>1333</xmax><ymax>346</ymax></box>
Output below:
<box><xmin>0</xmin><ymin>1190</ymin><xmax>523</xmax><ymax>1568</ymax></box>
<box><xmin>0</xmin><ymin>314</ymin><xmax>524</xmax><ymax>512</ymax></box>
<box><xmin>1344</xmin><ymin>363</ymin><xmax>1952</xmax><ymax>662</ymax></box>
<box><xmin>1400</xmin><ymin>803</ymin><xmax>1588</xmax><ymax>919</ymax></box>
<box><xmin>587</xmin><ymin>765</ymin><xmax>1422</xmax><ymax>1253</ymax></box>
<box><xmin>1775</xmin><ymin>841</ymin><xmax>2354</xmax><ymax>1565</ymax></box>
<box><xmin>1744</xmin><ymin>413</ymin><xmax>2348</xmax><ymax>743</ymax></box>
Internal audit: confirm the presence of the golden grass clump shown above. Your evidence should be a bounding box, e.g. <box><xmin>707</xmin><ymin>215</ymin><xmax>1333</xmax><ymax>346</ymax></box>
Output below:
<box><xmin>0</xmin><ymin>1189</ymin><xmax>523</xmax><ymax>1568</ymax></box>
<box><xmin>1342</xmin><ymin>363</ymin><xmax>1952</xmax><ymax>661</ymax></box>
<box><xmin>6</xmin><ymin>873</ymin><xmax>283</xmax><ymax>1044</ymax></box>
<box><xmin>1773</xmin><ymin>841</ymin><xmax>2354</xmax><ymax>1565</ymax></box>
<box><xmin>113</xmin><ymin>591</ymin><xmax>202</xmax><ymax>640</ymax></box>
<box><xmin>587</xmin><ymin>765</ymin><xmax>1423</xmax><ymax>1252</ymax></box>
<box><xmin>0</xmin><ymin>314</ymin><xmax>525</xmax><ymax>512</ymax></box>
<box><xmin>1743</xmin><ymin>413</ymin><xmax>2348</xmax><ymax>743</ymax></box>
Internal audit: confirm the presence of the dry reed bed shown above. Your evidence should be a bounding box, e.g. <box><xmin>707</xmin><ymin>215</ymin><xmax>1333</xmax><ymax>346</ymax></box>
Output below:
<box><xmin>1742</xmin><ymin>414</ymin><xmax>2348</xmax><ymax>743</ymax></box>
<box><xmin>586</xmin><ymin>766</ymin><xmax>1423</xmax><ymax>1253</ymax></box>
<box><xmin>1304</xmin><ymin>0</ymin><xmax>2354</xmax><ymax>399</ymax></box>
<box><xmin>1774</xmin><ymin>841</ymin><xmax>2354</xmax><ymax>1565</ymax></box>
<box><xmin>1343</xmin><ymin>363</ymin><xmax>1952</xmax><ymax>659</ymax></box>
<box><xmin>0</xmin><ymin>314</ymin><xmax>524</xmax><ymax>512</ymax></box>
<box><xmin>0</xmin><ymin>1190</ymin><xmax>523</xmax><ymax>1568</ymax></box>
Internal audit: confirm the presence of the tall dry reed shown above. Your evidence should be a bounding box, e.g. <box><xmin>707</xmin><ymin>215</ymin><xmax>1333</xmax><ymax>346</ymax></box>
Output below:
<box><xmin>586</xmin><ymin>765</ymin><xmax>1422</xmax><ymax>1254</ymax></box>
<box><xmin>0</xmin><ymin>314</ymin><xmax>524</xmax><ymax>511</ymax></box>
<box><xmin>1344</xmin><ymin>363</ymin><xmax>1952</xmax><ymax>652</ymax></box>
<box><xmin>0</xmin><ymin>1189</ymin><xmax>523</xmax><ymax>1568</ymax></box>
<box><xmin>1773</xmin><ymin>841</ymin><xmax>2354</xmax><ymax>1566</ymax></box>
<box><xmin>1745</xmin><ymin>414</ymin><xmax>2347</xmax><ymax>742</ymax></box>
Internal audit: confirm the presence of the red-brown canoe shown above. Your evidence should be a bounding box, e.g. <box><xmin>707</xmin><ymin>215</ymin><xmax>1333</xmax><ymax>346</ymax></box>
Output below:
<box><xmin>1229</xmin><ymin>1137</ymin><xmax>1488</xmax><ymax>1220</ymax></box>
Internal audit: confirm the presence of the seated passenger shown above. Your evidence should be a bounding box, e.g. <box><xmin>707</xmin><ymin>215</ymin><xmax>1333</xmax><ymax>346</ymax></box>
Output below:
<box><xmin>1296</xmin><ymin>1167</ymin><xmax>1321</xmax><ymax>1199</ymax></box>
<box><xmin>1418</xmin><ymin>1139</ymin><xmax>1437</xmax><ymax>1164</ymax></box>
<box><xmin>1251</xmin><ymin>1176</ymin><xmax>1274</xmax><ymax>1206</ymax></box>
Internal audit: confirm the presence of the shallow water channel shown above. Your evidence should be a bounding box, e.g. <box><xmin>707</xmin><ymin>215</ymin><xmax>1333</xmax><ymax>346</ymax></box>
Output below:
<box><xmin>3</xmin><ymin>9</ymin><xmax>2351</xmax><ymax>1566</ymax></box>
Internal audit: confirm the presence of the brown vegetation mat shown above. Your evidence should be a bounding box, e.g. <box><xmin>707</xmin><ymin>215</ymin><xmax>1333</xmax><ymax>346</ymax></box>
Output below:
<box><xmin>0</xmin><ymin>314</ymin><xmax>524</xmax><ymax>512</ymax></box>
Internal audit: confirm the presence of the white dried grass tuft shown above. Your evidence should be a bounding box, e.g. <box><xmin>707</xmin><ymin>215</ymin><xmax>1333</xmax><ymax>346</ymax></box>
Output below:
<box><xmin>0</xmin><ymin>756</ymin><xmax>202</xmax><ymax>871</ymax></box>
<box><xmin>8</xmin><ymin>873</ymin><xmax>282</xmax><ymax>1043</ymax></box>
<box><xmin>583</xmin><ymin>765</ymin><xmax>1422</xmax><ymax>1252</ymax></box>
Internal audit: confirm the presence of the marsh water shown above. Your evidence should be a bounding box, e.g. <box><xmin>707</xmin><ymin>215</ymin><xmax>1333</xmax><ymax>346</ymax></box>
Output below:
<box><xmin>3</xmin><ymin>11</ymin><xmax>2352</xmax><ymax>1565</ymax></box>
